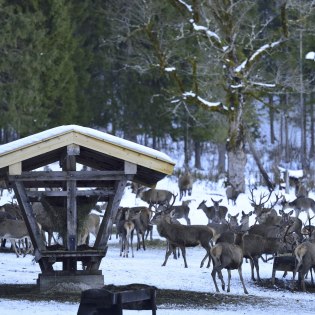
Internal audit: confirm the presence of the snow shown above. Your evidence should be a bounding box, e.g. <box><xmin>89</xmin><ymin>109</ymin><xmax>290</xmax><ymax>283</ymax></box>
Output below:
<box><xmin>305</xmin><ymin>51</ymin><xmax>315</xmax><ymax>61</ymax></box>
<box><xmin>0</xmin><ymin>125</ymin><xmax>175</xmax><ymax>165</ymax></box>
<box><xmin>0</xmin><ymin>176</ymin><xmax>315</xmax><ymax>314</ymax></box>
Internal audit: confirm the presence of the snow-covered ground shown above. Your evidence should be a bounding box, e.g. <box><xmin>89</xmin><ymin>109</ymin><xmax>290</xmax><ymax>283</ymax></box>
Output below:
<box><xmin>0</xmin><ymin>176</ymin><xmax>315</xmax><ymax>314</ymax></box>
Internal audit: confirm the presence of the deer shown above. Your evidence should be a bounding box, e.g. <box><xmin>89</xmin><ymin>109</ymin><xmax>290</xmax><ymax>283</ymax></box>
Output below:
<box><xmin>32</xmin><ymin>202</ymin><xmax>60</xmax><ymax>246</ymax></box>
<box><xmin>224</xmin><ymin>181</ymin><xmax>240</xmax><ymax>205</ymax></box>
<box><xmin>292</xmin><ymin>240</ymin><xmax>315</xmax><ymax>291</ymax></box>
<box><xmin>178</xmin><ymin>171</ymin><xmax>193</xmax><ymax>200</ymax></box>
<box><xmin>78</xmin><ymin>213</ymin><xmax>101</xmax><ymax>245</ymax></box>
<box><xmin>239</xmin><ymin>211</ymin><xmax>253</xmax><ymax>232</ymax></box>
<box><xmin>281</xmin><ymin>196</ymin><xmax>315</xmax><ymax>219</ymax></box>
<box><xmin>0</xmin><ymin>218</ymin><xmax>35</xmax><ymax>257</ymax></box>
<box><xmin>128</xmin><ymin>206</ymin><xmax>152</xmax><ymax>250</ymax></box>
<box><xmin>234</xmin><ymin>231</ymin><xmax>288</xmax><ymax>282</ymax></box>
<box><xmin>151</xmin><ymin>210</ymin><xmax>214</xmax><ymax>268</ymax></box>
<box><xmin>117</xmin><ymin>208</ymin><xmax>135</xmax><ymax>258</ymax></box>
<box><xmin>210</xmin><ymin>242</ymin><xmax>248</xmax><ymax>294</ymax></box>
<box><xmin>157</xmin><ymin>200</ymin><xmax>192</xmax><ymax>225</ymax></box>
<box><xmin>138</xmin><ymin>188</ymin><xmax>177</xmax><ymax>209</ymax></box>
<box><xmin>197</xmin><ymin>199</ymin><xmax>228</xmax><ymax>224</ymax></box>
<box><xmin>248</xmin><ymin>188</ymin><xmax>281</xmax><ymax>223</ymax></box>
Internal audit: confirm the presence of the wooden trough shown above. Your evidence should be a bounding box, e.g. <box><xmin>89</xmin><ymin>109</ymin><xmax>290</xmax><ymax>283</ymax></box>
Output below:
<box><xmin>271</xmin><ymin>255</ymin><xmax>296</xmax><ymax>285</ymax></box>
<box><xmin>77</xmin><ymin>284</ymin><xmax>157</xmax><ymax>315</ymax></box>
<box><xmin>0</xmin><ymin>125</ymin><xmax>175</xmax><ymax>291</ymax></box>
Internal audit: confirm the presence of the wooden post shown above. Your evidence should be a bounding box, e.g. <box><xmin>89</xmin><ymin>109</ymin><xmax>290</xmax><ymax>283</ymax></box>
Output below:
<box><xmin>64</xmin><ymin>145</ymin><xmax>79</xmax><ymax>271</ymax></box>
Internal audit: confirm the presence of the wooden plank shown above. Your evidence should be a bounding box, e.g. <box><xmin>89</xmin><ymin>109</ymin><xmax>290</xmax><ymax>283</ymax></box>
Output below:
<box><xmin>67</xmin><ymin>144</ymin><xmax>80</xmax><ymax>156</ymax></box>
<box><xmin>89</xmin><ymin>179</ymin><xmax>128</xmax><ymax>270</ymax></box>
<box><xmin>66</xmin><ymin>155</ymin><xmax>77</xmax><ymax>251</ymax></box>
<box><xmin>124</xmin><ymin>161</ymin><xmax>137</xmax><ymax>174</ymax></box>
<box><xmin>8</xmin><ymin>170</ymin><xmax>130</xmax><ymax>181</ymax></box>
<box><xmin>0</xmin><ymin>131</ymin><xmax>175</xmax><ymax>175</ymax></box>
<box><xmin>26</xmin><ymin>188</ymin><xmax>115</xmax><ymax>198</ymax></box>
<box><xmin>0</xmin><ymin>133</ymin><xmax>73</xmax><ymax>168</ymax></box>
<box><xmin>8</xmin><ymin>162</ymin><xmax>22</xmax><ymax>175</ymax></box>
<box><xmin>74</xmin><ymin>133</ymin><xmax>175</xmax><ymax>175</ymax></box>
<box><xmin>12</xmin><ymin>181</ymin><xmax>46</xmax><ymax>251</ymax></box>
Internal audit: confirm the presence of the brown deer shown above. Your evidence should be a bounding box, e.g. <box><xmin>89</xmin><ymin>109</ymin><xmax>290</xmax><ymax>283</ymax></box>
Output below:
<box><xmin>292</xmin><ymin>241</ymin><xmax>315</xmax><ymax>291</ymax></box>
<box><xmin>234</xmin><ymin>232</ymin><xmax>288</xmax><ymax>282</ymax></box>
<box><xmin>210</xmin><ymin>242</ymin><xmax>248</xmax><ymax>294</ymax></box>
<box><xmin>248</xmin><ymin>188</ymin><xmax>281</xmax><ymax>223</ymax></box>
<box><xmin>178</xmin><ymin>171</ymin><xmax>193</xmax><ymax>200</ymax></box>
<box><xmin>157</xmin><ymin>200</ymin><xmax>192</xmax><ymax>225</ymax></box>
<box><xmin>224</xmin><ymin>181</ymin><xmax>240</xmax><ymax>205</ymax></box>
<box><xmin>197</xmin><ymin>199</ymin><xmax>228</xmax><ymax>224</ymax></box>
<box><xmin>151</xmin><ymin>210</ymin><xmax>214</xmax><ymax>268</ymax></box>
<box><xmin>0</xmin><ymin>218</ymin><xmax>35</xmax><ymax>257</ymax></box>
<box><xmin>78</xmin><ymin>213</ymin><xmax>101</xmax><ymax>245</ymax></box>
<box><xmin>281</xmin><ymin>196</ymin><xmax>315</xmax><ymax>219</ymax></box>
<box><xmin>117</xmin><ymin>208</ymin><xmax>135</xmax><ymax>258</ymax></box>
<box><xmin>138</xmin><ymin>188</ymin><xmax>177</xmax><ymax>209</ymax></box>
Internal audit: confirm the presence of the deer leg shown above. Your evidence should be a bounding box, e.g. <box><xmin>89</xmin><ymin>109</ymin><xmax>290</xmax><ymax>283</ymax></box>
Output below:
<box><xmin>238</xmin><ymin>266</ymin><xmax>249</xmax><ymax>294</ymax></box>
<box><xmin>180</xmin><ymin>247</ymin><xmax>188</xmax><ymax>268</ymax></box>
<box><xmin>162</xmin><ymin>244</ymin><xmax>174</xmax><ymax>266</ymax></box>
<box><xmin>10</xmin><ymin>239</ymin><xmax>19</xmax><ymax>258</ymax></box>
<box><xmin>119</xmin><ymin>236</ymin><xmax>123</xmax><ymax>257</ymax></box>
<box><xmin>218</xmin><ymin>268</ymin><xmax>225</xmax><ymax>291</ymax></box>
<box><xmin>248</xmin><ymin>257</ymin><xmax>256</xmax><ymax>281</ymax></box>
<box><xmin>252</xmin><ymin>256</ymin><xmax>261</xmax><ymax>281</ymax></box>
<box><xmin>227</xmin><ymin>269</ymin><xmax>232</xmax><ymax>292</ymax></box>
<box><xmin>200</xmin><ymin>247</ymin><xmax>211</xmax><ymax>268</ymax></box>
<box><xmin>130</xmin><ymin>231</ymin><xmax>134</xmax><ymax>258</ymax></box>
<box><xmin>211</xmin><ymin>269</ymin><xmax>220</xmax><ymax>293</ymax></box>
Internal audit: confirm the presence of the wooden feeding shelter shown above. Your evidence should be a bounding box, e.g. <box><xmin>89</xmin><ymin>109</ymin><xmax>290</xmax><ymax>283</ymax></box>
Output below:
<box><xmin>0</xmin><ymin>125</ymin><xmax>175</xmax><ymax>291</ymax></box>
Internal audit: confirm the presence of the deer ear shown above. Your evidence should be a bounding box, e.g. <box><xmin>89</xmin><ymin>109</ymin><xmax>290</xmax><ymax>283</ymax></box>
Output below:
<box><xmin>279</xmin><ymin>210</ymin><xmax>283</xmax><ymax>215</ymax></box>
<box><xmin>289</xmin><ymin>210</ymin><xmax>294</xmax><ymax>215</ymax></box>
<box><xmin>236</xmin><ymin>213</ymin><xmax>239</xmax><ymax>217</ymax></box>
<box><xmin>249</xmin><ymin>211</ymin><xmax>253</xmax><ymax>216</ymax></box>
<box><xmin>211</xmin><ymin>198</ymin><xmax>214</xmax><ymax>202</ymax></box>
<box><xmin>228</xmin><ymin>213</ymin><xmax>231</xmax><ymax>218</ymax></box>
<box><xmin>218</xmin><ymin>199</ymin><xmax>222</xmax><ymax>203</ymax></box>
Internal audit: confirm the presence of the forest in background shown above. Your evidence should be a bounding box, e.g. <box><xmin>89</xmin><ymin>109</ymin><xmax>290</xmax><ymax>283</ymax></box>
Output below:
<box><xmin>0</xmin><ymin>1</ymin><xmax>315</xmax><ymax>190</ymax></box>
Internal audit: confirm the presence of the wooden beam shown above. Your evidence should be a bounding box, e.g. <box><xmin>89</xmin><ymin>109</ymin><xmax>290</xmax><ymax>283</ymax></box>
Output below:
<box><xmin>8</xmin><ymin>170</ymin><xmax>130</xmax><ymax>181</ymax></box>
<box><xmin>89</xmin><ymin>179</ymin><xmax>127</xmax><ymax>270</ymax></box>
<box><xmin>26</xmin><ymin>188</ymin><xmax>115</xmax><ymax>198</ymax></box>
<box><xmin>65</xmin><ymin>155</ymin><xmax>77</xmax><ymax>252</ymax></box>
<box><xmin>9</xmin><ymin>162</ymin><xmax>22</xmax><ymax>175</ymax></box>
<box><xmin>11</xmin><ymin>181</ymin><xmax>51</xmax><ymax>272</ymax></box>
<box><xmin>67</xmin><ymin>144</ymin><xmax>80</xmax><ymax>156</ymax></box>
<box><xmin>124</xmin><ymin>161</ymin><xmax>137</xmax><ymax>174</ymax></box>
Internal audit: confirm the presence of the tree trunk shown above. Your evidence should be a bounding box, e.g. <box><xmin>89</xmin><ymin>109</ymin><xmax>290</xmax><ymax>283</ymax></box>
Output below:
<box><xmin>269</xmin><ymin>95</ymin><xmax>276</xmax><ymax>144</ymax></box>
<box><xmin>226</xmin><ymin>102</ymin><xmax>246</xmax><ymax>193</ymax></box>
<box><xmin>246</xmin><ymin>132</ymin><xmax>275</xmax><ymax>191</ymax></box>
<box><xmin>217</xmin><ymin>143</ymin><xmax>226</xmax><ymax>176</ymax></box>
<box><xmin>194</xmin><ymin>140</ymin><xmax>202</xmax><ymax>169</ymax></box>
<box><xmin>310</xmin><ymin>93</ymin><xmax>314</xmax><ymax>158</ymax></box>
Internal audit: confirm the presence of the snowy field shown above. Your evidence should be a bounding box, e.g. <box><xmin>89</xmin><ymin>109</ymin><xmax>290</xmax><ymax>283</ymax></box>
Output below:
<box><xmin>0</xmin><ymin>176</ymin><xmax>315</xmax><ymax>314</ymax></box>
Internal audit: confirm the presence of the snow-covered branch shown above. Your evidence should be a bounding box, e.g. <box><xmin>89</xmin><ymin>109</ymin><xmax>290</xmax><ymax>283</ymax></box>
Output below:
<box><xmin>190</xmin><ymin>20</ymin><xmax>221</xmax><ymax>43</ymax></box>
<box><xmin>182</xmin><ymin>91</ymin><xmax>226</xmax><ymax>111</ymax></box>
<box><xmin>235</xmin><ymin>40</ymin><xmax>282</xmax><ymax>73</ymax></box>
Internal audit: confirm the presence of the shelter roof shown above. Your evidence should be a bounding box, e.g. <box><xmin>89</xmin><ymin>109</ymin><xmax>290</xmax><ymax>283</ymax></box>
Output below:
<box><xmin>0</xmin><ymin>125</ymin><xmax>175</xmax><ymax>187</ymax></box>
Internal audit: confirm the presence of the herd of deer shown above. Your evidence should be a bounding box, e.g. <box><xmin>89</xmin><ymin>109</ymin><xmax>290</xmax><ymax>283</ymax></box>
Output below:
<box><xmin>1</xmin><ymin>170</ymin><xmax>315</xmax><ymax>294</ymax></box>
<box><xmin>122</xmin><ymin>173</ymin><xmax>315</xmax><ymax>294</ymax></box>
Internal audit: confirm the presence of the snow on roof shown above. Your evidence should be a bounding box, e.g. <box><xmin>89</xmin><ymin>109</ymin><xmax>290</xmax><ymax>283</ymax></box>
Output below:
<box><xmin>278</xmin><ymin>166</ymin><xmax>303</xmax><ymax>179</ymax></box>
<box><xmin>305</xmin><ymin>51</ymin><xmax>315</xmax><ymax>61</ymax></box>
<box><xmin>0</xmin><ymin>125</ymin><xmax>175</xmax><ymax>166</ymax></box>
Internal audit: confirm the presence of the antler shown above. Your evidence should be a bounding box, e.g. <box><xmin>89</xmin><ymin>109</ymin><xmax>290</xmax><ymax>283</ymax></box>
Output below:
<box><xmin>268</xmin><ymin>192</ymin><xmax>283</xmax><ymax>210</ymax></box>
<box><xmin>248</xmin><ymin>187</ymin><xmax>272</xmax><ymax>207</ymax></box>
